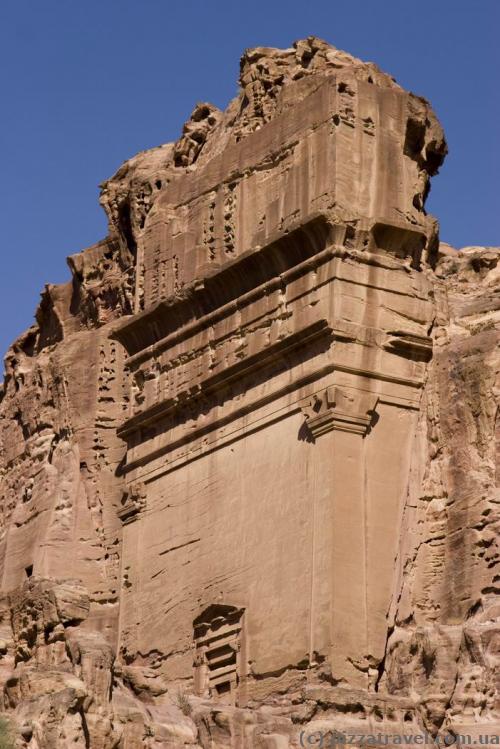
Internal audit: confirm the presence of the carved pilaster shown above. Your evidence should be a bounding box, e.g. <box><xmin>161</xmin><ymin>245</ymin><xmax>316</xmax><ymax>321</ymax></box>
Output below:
<box><xmin>300</xmin><ymin>386</ymin><xmax>378</xmax><ymax>438</ymax></box>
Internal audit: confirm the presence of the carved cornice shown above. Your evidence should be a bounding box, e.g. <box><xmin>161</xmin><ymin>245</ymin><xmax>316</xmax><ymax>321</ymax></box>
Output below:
<box><xmin>112</xmin><ymin>214</ymin><xmax>432</xmax><ymax>363</ymax></box>
<box><xmin>300</xmin><ymin>386</ymin><xmax>378</xmax><ymax>438</ymax></box>
<box><xmin>384</xmin><ymin>333</ymin><xmax>433</xmax><ymax>362</ymax></box>
<box><xmin>117</xmin><ymin>319</ymin><xmax>333</xmax><ymax>441</ymax></box>
<box><xmin>112</xmin><ymin>214</ymin><xmax>337</xmax><ymax>358</ymax></box>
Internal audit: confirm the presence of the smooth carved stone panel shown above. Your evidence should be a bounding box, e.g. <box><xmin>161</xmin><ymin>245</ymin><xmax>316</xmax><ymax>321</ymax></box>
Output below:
<box><xmin>118</xmin><ymin>389</ymin><xmax>421</xmax><ymax>699</ymax></box>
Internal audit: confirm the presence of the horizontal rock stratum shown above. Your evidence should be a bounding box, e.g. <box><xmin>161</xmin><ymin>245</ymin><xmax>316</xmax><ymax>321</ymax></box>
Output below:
<box><xmin>0</xmin><ymin>37</ymin><xmax>498</xmax><ymax>749</ymax></box>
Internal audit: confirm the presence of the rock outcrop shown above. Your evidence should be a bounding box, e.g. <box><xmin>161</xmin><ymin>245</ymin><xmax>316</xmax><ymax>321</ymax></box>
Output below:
<box><xmin>0</xmin><ymin>38</ymin><xmax>497</xmax><ymax>748</ymax></box>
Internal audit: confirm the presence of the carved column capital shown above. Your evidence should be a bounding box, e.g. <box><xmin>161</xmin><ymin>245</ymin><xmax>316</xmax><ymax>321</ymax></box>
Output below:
<box><xmin>300</xmin><ymin>386</ymin><xmax>378</xmax><ymax>438</ymax></box>
<box><xmin>117</xmin><ymin>482</ymin><xmax>147</xmax><ymax>525</ymax></box>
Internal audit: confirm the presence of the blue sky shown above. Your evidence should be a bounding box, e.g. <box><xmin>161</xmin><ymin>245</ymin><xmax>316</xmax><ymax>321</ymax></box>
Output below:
<box><xmin>1</xmin><ymin>0</ymin><xmax>498</xmax><ymax>362</ymax></box>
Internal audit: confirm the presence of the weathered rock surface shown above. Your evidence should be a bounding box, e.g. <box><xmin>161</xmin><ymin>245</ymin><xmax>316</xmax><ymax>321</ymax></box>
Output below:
<box><xmin>0</xmin><ymin>38</ymin><xmax>497</xmax><ymax>747</ymax></box>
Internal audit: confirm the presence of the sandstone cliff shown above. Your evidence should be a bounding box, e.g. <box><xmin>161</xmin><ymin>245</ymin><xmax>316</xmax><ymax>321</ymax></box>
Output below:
<box><xmin>0</xmin><ymin>38</ymin><xmax>498</xmax><ymax>749</ymax></box>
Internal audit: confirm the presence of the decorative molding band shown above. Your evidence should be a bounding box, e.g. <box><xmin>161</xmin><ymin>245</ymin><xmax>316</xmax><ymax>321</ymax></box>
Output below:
<box><xmin>124</xmin><ymin>246</ymin><xmax>340</xmax><ymax>370</ymax></box>
<box><xmin>118</xmin><ymin>318</ymin><xmax>333</xmax><ymax>441</ymax></box>
<box><xmin>112</xmin><ymin>214</ymin><xmax>336</xmax><ymax>358</ymax></box>
<box><xmin>122</xmin><ymin>370</ymin><xmax>420</xmax><ymax>481</ymax></box>
<box><xmin>121</xmin><ymin>365</ymin><xmax>335</xmax><ymax>479</ymax></box>
<box><xmin>331</xmin><ymin>362</ymin><xmax>423</xmax><ymax>389</ymax></box>
<box><xmin>119</xmin><ymin>369</ymin><xmax>424</xmax><ymax>480</ymax></box>
<box><xmin>300</xmin><ymin>386</ymin><xmax>379</xmax><ymax>438</ymax></box>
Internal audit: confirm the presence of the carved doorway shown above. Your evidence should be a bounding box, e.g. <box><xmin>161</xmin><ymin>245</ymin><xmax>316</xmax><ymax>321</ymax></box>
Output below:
<box><xmin>193</xmin><ymin>604</ymin><xmax>245</xmax><ymax>705</ymax></box>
